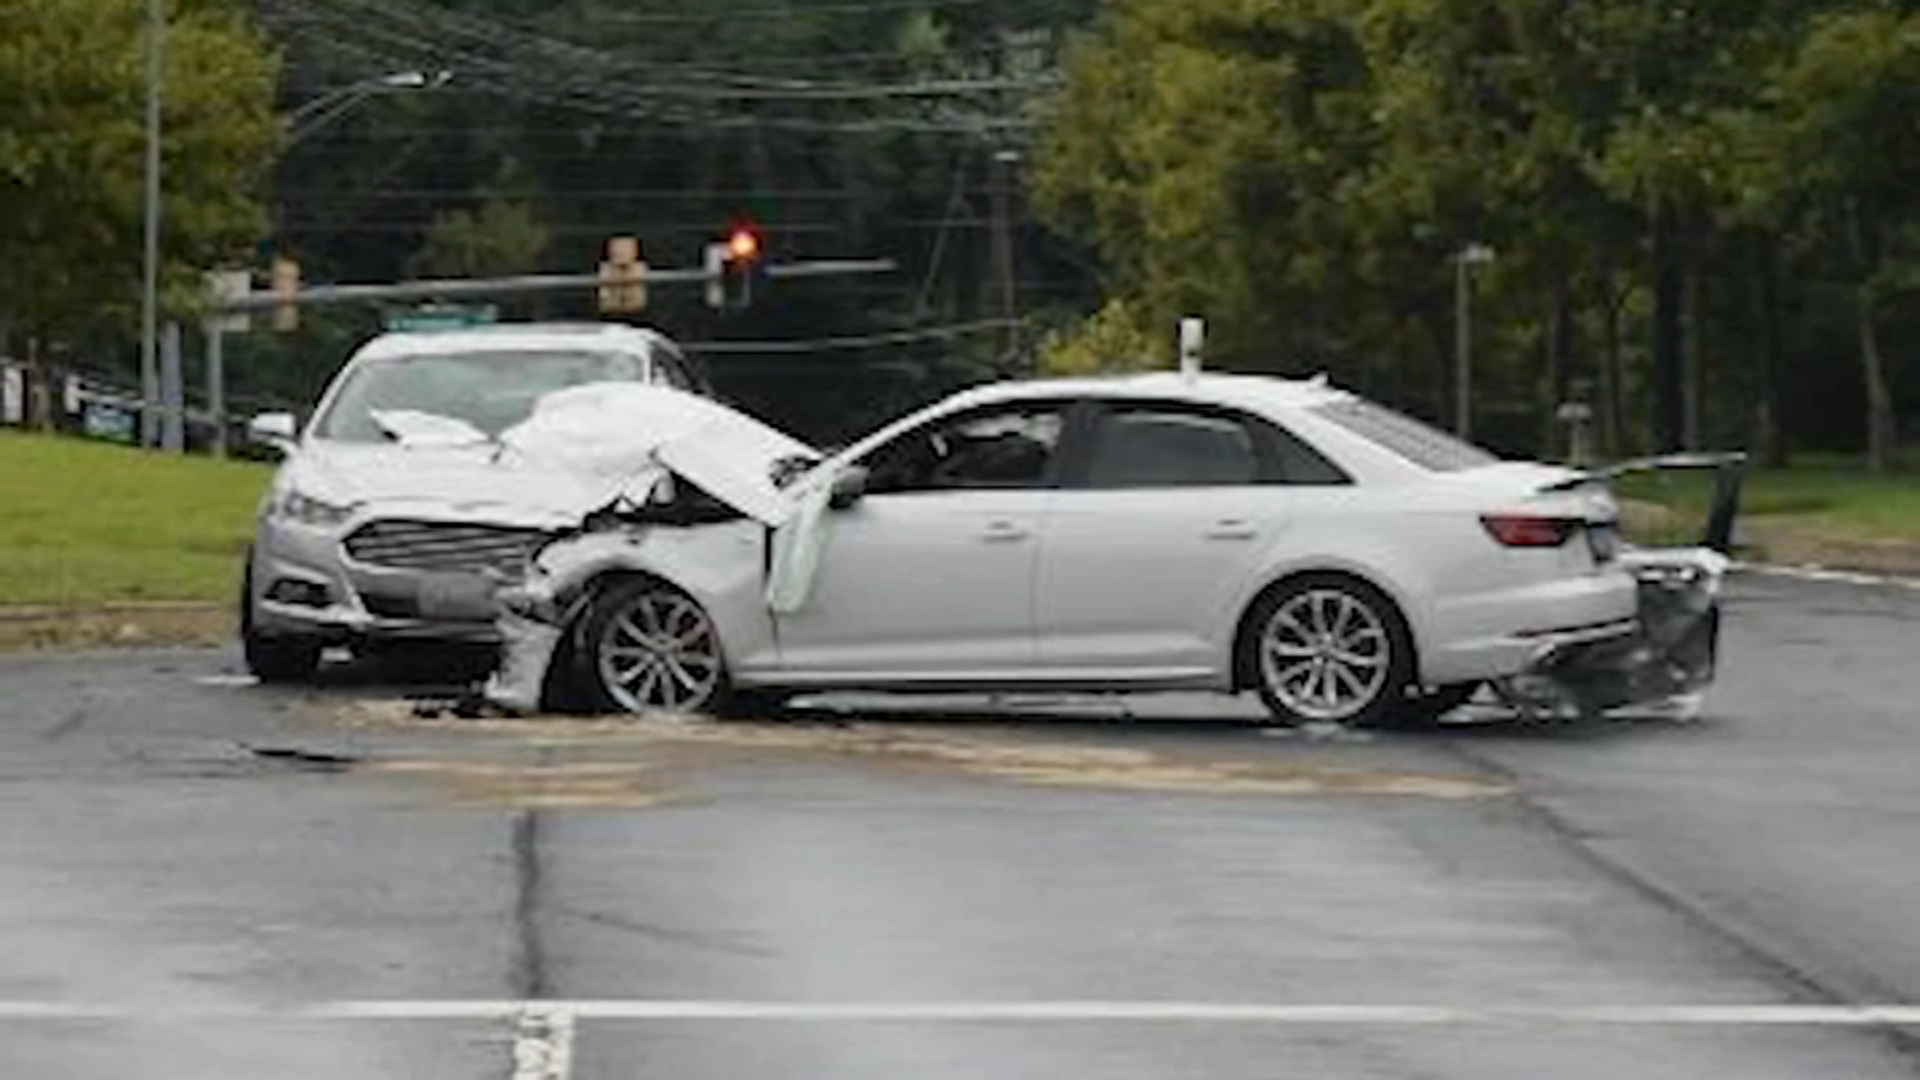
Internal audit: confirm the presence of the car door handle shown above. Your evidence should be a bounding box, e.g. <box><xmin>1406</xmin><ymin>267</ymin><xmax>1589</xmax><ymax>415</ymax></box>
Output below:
<box><xmin>1206</xmin><ymin>520</ymin><xmax>1258</xmax><ymax>541</ymax></box>
<box><xmin>980</xmin><ymin>521</ymin><xmax>1029</xmax><ymax>543</ymax></box>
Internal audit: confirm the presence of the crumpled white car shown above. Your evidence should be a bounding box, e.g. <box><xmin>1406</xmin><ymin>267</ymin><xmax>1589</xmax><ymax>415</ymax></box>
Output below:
<box><xmin>242</xmin><ymin>323</ymin><xmax>712</xmax><ymax>681</ymax></box>
<box><xmin>483</xmin><ymin>373</ymin><xmax>1741</xmax><ymax>728</ymax></box>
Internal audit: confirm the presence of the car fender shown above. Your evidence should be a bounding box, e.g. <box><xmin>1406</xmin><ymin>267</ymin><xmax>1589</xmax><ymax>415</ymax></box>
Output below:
<box><xmin>529</xmin><ymin>522</ymin><xmax>775</xmax><ymax>671</ymax></box>
<box><xmin>1222</xmin><ymin>529</ymin><xmax>1442</xmax><ymax>686</ymax></box>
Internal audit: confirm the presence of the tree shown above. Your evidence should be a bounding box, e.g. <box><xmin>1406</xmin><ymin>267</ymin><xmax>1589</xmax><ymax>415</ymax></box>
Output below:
<box><xmin>406</xmin><ymin>196</ymin><xmax>551</xmax><ymax>279</ymax></box>
<box><xmin>0</xmin><ymin>0</ymin><xmax>278</xmax><ymax>336</ymax></box>
<box><xmin>1036</xmin><ymin>297</ymin><xmax>1165</xmax><ymax>375</ymax></box>
<box><xmin>1756</xmin><ymin>8</ymin><xmax>1920</xmax><ymax>472</ymax></box>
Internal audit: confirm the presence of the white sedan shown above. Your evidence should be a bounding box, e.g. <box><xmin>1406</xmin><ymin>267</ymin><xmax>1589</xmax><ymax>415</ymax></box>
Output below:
<box><xmin>489</xmin><ymin>373</ymin><xmax>1729</xmax><ymax>727</ymax></box>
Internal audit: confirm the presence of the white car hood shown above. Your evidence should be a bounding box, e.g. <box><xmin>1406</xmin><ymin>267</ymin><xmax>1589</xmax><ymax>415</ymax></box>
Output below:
<box><xmin>290</xmin><ymin>383</ymin><xmax>818</xmax><ymax>528</ymax></box>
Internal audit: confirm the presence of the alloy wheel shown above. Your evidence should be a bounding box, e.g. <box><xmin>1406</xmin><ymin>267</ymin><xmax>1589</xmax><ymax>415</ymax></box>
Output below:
<box><xmin>1259</xmin><ymin>587</ymin><xmax>1393</xmax><ymax>723</ymax></box>
<box><xmin>593</xmin><ymin>586</ymin><xmax>724</xmax><ymax>713</ymax></box>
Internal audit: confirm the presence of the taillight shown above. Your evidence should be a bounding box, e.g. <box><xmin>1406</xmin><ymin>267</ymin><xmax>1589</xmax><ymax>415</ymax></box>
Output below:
<box><xmin>1481</xmin><ymin>514</ymin><xmax>1579</xmax><ymax>548</ymax></box>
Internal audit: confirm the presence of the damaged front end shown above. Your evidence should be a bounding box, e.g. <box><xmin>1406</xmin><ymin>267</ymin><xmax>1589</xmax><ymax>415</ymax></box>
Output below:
<box><xmin>477</xmin><ymin>383</ymin><xmax>826</xmax><ymax>714</ymax></box>
<box><xmin>1496</xmin><ymin>453</ymin><xmax>1746</xmax><ymax>721</ymax></box>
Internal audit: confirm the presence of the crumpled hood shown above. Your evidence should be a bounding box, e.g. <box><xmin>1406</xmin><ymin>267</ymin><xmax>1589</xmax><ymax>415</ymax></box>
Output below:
<box><xmin>286</xmin><ymin>383</ymin><xmax>819</xmax><ymax>528</ymax></box>
<box><xmin>285</xmin><ymin>442</ymin><xmax>606</xmax><ymax>527</ymax></box>
<box><xmin>501</xmin><ymin>383</ymin><xmax>818</xmax><ymax>526</ymax></box>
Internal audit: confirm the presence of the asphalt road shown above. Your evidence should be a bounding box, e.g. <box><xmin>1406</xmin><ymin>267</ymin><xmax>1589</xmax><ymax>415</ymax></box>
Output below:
<box><xmin>0</xmin><ymin>572</ymin><xmax>1916</xmax><ymax>1078</ymax></box>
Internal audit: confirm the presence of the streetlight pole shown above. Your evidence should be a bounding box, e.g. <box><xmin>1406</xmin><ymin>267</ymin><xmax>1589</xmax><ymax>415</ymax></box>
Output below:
<box><xmin>1453</xmin><ymin>242</ymin><xmax>1495</xmax><ymax>440</ymax></box>
<box><xmin>989</xmin><ymin>147</ymin><xmax>1021</xmax><ymax>362</ymax></box>
<box><xmin>139</xmin><ymin>0</ymin><xmax>165</xmax><ymax>448</ymax></box>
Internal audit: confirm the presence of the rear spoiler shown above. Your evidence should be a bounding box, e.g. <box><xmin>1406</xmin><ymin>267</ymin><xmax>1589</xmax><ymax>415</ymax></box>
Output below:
<box><xmin>1540</xmin><ymin>452</ymin><xmax>1748</xmax><ymax>554</ymax></box>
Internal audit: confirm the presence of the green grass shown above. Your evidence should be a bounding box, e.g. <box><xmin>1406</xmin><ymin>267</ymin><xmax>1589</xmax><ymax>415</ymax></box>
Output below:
<box><xmin>0</xmin><ymin>431</ymin><xmax>273</xmax><ymax>605</ymax></box>
<box><xmin>1616</xmin><ymin>449</ymin><xmax>1920</xmax><ymax>547</ymax></box>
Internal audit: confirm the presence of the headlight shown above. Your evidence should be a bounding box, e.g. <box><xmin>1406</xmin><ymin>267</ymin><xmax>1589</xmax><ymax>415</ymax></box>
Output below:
<box><xmin>276</xmin><ymin>489</ymin><xmax>356</xmax><ymax>528</ymax></box>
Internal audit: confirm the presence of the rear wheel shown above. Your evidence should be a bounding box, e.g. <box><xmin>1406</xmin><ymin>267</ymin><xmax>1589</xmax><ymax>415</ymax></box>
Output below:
<box><xmin>1247</xmin><ymin>575</ymin><xmax>1413</xmax><ymax>728</ymax></box>
<box><xmin>576</xmin><ymin>578</ymin><xmax>729</xmax><ymax>715</ymax></box>
<box><xmin>1365</xmin><ymin>682</ymin><xmax>1481</xmax><ymax>731</ymax></box>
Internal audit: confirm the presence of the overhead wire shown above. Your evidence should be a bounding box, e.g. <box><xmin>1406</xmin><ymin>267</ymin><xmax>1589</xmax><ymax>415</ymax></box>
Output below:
<box><xmin>267</xmin><ymin>0</ymin><xmax>1041</xmax><ymax>133</ymax></box>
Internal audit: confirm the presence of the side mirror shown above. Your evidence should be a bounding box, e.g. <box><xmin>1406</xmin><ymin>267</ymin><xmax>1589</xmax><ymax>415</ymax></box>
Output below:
<box><xmin>828</xmin><ymin>465</ymin><xmax>869</xmax><ymax>511</ymax></box>
<box><xmin>248</xmin><ymin>412</ymin><xmax>297</xmax><ymax>453</ymax></box>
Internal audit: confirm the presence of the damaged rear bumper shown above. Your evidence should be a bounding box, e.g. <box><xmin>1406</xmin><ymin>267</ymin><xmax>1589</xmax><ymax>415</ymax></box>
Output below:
<box><xmin>1497</xmin><ymin>450</ymin><xmax>1744</xmax><ymax>719</ymax></box>
<box><xmin>1499</xmin><ymin>550</ymin><xmax>1726</xmax><ymax>717</ymax></box>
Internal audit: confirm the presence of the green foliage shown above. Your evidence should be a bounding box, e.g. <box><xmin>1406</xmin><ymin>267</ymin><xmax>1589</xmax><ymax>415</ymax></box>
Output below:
<box><xmin>0</xmin><ymin>0</ymin><xmax>278</xmax><ymax>334</ymax></box>
<box><xmin>1034</xmin><ymin>0</ymin><xmax>1920</xmax><ymax>460</ymax></box>
<box><xmin>407</xmin><ymin>197</ymin><xmax>551</xmax><ymax>279</ymax></box>
<box><xmin>1037</xmin><ymin>297</ymin><xmax>1166</xmax><ymax>376</ymax></box>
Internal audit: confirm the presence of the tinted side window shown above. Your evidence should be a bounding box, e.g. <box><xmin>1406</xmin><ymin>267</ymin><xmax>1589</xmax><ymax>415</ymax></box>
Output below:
<box><xmin>654</xmin><ymin>355</ymin><xmax>695</xmax><ymax>391</ymax></box>
<box><xmin>1086</xmin><ymin>409</ymin><xmax>1258</xmax><ymax>487</ymax></box>
<box><xmin>1310</xmin><ymin>398</ymin><xmax>1498</xmax><ymax>471</ymax></box>
<box><xmin>1256</xmin><ymin>419</ymin><xmax>1352</xmax><ymax>485</ymax></box>
<box><xmin>860</xmin><ymin>405</ymin><xmax>1065</xmax><ymax>493</ymax></box>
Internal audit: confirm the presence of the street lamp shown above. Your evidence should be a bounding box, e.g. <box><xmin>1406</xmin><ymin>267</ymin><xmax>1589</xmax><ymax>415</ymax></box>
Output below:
<box><xmin>284</xmin><ymin>69</ymin><xmax>453</xmax><ymax>146</ymax></box>
<box><xmin>1453</xmin><ymin>242</ymin><xmax>1496</xmax><ymax>441</ymax></box>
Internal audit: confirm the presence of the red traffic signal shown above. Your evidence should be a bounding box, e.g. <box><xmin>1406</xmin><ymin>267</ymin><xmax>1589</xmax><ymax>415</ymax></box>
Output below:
<box><xmin>726</xmin><ymin>225</ymin><xmax>761</xmax><ymax>263</ymax></box>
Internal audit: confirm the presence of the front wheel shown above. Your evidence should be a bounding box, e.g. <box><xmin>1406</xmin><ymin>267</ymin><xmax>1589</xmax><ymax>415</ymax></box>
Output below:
<box><xmin>576</xmin><ymin>578</ymin><xmax>729</xmax><ymax>715</ymax></box>
<box><xmin>241</xmin><ymin>557</ymin><xmax>322</xmax><ymax>682</ymax></box>
<box><xmin>1247</xmin><ymin>576</ymin><xmax>1413</xmax><ymax>728</ymax></box>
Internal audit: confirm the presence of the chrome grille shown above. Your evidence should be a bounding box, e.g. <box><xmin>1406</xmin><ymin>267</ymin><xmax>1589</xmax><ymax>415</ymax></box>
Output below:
<box><xmin>343</xmin><ymin>520</ymin><xmax>541</xmax><ymax>577</ymax></box>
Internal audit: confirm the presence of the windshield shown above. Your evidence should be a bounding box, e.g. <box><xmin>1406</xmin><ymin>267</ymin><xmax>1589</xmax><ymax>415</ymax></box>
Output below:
<box><xmin>312</xmin><ymin>349</ymin><xmax>653</xmax><ymax>442</ymax></box>
<box><xmin>1311</xmin><ymin>397</ymin><xmax>1501</xmax><ymax>472</ymax></box>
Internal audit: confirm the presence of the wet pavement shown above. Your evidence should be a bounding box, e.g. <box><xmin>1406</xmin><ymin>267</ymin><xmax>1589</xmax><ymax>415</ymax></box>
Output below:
<box><xmin>0</xmin><ymin>572</ymin><xmax>1916</xmax><ymax>1078</ymax></box>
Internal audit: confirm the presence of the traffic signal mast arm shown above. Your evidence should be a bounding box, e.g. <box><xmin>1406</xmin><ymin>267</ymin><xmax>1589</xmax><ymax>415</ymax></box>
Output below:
<box><xmin>212</xmin><ymin>259</ymin><xmax>895</xmax><ymax>314</ymax></box>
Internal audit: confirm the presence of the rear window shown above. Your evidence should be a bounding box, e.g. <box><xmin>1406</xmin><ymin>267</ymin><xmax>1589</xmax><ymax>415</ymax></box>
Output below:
<box><xmin>1311</xmin><ymin>398</ymin><xmax>1500</xmax><ymax>472</ymax></box>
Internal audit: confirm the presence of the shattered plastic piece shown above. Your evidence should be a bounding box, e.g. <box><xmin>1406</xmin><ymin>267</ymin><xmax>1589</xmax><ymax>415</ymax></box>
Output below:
<box><xmin>767</xmin><ymin>476</ymin><xmax>836</xmax><ymax>614</ymax></box>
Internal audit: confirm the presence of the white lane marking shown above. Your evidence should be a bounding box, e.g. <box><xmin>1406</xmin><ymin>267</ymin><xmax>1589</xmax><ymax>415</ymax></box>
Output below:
<box><xmin>194</xmin><ymin>674</ymin><xmax>262</xmax><ymax>688</ymax></box>
<box><xmin>1734</xmin><ymin>563</ymin><xmax>1920</xmax><ymax>591</ymax></box>
<box><xmin>5</xmin><ymin>1001</ymin><xmax>1920</xmax><ymax>1025</ymax></box>
<box><xmin>511</xmin><ymin>1006</ymin><xmax>575</xmax><ymax>1080</ymax></box>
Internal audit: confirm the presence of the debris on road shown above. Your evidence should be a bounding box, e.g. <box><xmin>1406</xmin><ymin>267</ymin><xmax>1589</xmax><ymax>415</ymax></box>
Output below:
<box><xmin>330</xmin><ymin>699</ymin><xmax>1509</xmax><ymax>802</ymax></box>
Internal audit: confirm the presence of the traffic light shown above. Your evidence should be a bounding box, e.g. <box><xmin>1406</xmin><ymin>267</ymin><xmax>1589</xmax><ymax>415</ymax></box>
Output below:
<box><xmin>270</xmin><ymin>256</ymin><xmax>301</xmax><ymax>332</ymax></box>
<box><xmin>705</xmin><ymin>222</ymin><xmax>764</xmax><ymax>311</ymax></box>
<box><xmin>597</xmin><ymin>236</ymin><xmax>647</xmax><ymax>314</ymax></box>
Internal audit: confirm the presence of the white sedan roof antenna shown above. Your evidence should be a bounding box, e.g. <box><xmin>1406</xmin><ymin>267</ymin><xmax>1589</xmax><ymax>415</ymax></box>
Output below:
<box><xmin>1178</xmin><ymin>317</ymin><xmax>1204</xmax><ymax>381</ymax></box>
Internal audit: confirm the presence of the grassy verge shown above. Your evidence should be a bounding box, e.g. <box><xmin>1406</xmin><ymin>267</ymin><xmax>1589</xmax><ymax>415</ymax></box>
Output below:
<box><xmin>1616</xmin><ymin>449</ymin><xmax>1920</xmax><ymax>574</ymax></box>
<box><xmin>0</xmin><ymin>430</ymin><xmax>273</xmax><ymax>606</ymax></box>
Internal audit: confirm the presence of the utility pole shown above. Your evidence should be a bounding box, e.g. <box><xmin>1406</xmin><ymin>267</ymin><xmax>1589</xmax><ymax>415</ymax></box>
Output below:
<box><xmin>989</xmin><ymin>148</ymin><xmax>1020</xmax><ymax>360</ymax></box>
<box><xmin>205</xmin><ymin>321</ymin><xmax>225</xmax><ymax>458</ymax></box>
<box><xmin>1453</xmin><ymin>243</ymin><xmax>1495</xmax><ymax>440</ymax></box>
<box><xmin>159</xmin><ymin>322</ymin><xmax>184</xmax><ymax>452</ymax></box>
<box><xmin>140</xmin><ymin>0</ymin><xmax>165</xmax><ymax>448</ymax></box>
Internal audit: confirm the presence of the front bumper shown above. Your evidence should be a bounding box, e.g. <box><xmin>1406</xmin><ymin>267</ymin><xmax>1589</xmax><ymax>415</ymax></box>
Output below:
<box><xmin>251</xmin><ymin>515</ymin><xmax>506</xmax><ymax>645</ymax></box>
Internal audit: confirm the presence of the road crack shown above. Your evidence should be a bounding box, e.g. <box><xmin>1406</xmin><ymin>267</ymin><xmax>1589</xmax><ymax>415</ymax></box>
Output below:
<box><xmin>1441</xmin><ymin>739</ymin><xmax>1920</xmax><ymax>1065</ymax></box>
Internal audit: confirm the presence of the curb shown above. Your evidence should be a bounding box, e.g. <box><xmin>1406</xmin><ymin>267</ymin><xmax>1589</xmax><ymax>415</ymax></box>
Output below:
<box><xmin>0</xmin><ymin>601</ymin><xmax>226</xmax><ymax>625</ymax></box>
<box><xmin>1731</xmin><ymin>562</ymin><xmax>1920</xmax><ymax>591</ymax></box>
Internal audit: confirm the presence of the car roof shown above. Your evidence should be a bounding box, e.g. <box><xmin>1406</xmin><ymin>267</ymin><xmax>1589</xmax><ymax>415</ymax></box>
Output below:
<box><xmin>352</xmin><ymin>322</ymin><xmax>681</xmax><ymax>360</ymax></box>
<box><xmin>943</xmin><ymin>371</ymin><xmax>1353</xmax><ymax>413</ymax></box>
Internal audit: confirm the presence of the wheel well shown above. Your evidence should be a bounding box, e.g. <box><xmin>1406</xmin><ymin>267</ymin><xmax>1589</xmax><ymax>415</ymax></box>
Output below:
<box><xmin>1230</xmin><ymin>569</ymin><xmax>1421</xmax><ymax>692</ymax></box>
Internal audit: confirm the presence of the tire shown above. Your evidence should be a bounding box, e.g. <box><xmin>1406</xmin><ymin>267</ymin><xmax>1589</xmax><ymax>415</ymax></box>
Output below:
<box><xmin>240</xmin><ymin>556</ymin><xmax>323</xmax><ymax>683</ymax></box>
<box><xmin>1365</xmin><ymin>681</ymin><xmax>1481</xmax><ymax>731</ymax></box>
<box><xmin>713</xmin><ymin>689</ymin><xmax>793</xmax><ymax>721</ymax></box>
<box><xmin>1245</xmin><ymin>574</ymin><xmax>1414</xmax><ymax>728</ymax></box>
<box><xmin>574</xmin><ymin>577</ymin><xmax>730</xmax><ymax>715</ymax></box>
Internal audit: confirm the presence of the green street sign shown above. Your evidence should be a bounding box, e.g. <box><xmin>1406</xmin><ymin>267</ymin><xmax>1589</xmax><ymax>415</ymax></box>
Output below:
<box><xmin>383</xmin><ymin>303</ymin><xmax>499</xmax><ymax>332</ymax></box>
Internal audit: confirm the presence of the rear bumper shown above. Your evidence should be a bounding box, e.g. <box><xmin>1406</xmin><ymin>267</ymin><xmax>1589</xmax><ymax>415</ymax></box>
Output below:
<box><xmin>1501</xmin><ymin>550</ymin><xmax>1728</xmax><ymax>716</ymax></box>
<box><xmin>1422</xmin><ymin>571</ymin><xmax>1640</xmax><ymax>685</ymax></box>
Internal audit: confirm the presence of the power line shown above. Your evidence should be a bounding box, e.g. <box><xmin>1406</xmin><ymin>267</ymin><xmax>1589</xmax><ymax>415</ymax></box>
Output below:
<box><xmin>268</xmin><ymin>0</ymin><xmax>1040</xmax><ymax>133</ymax></box>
